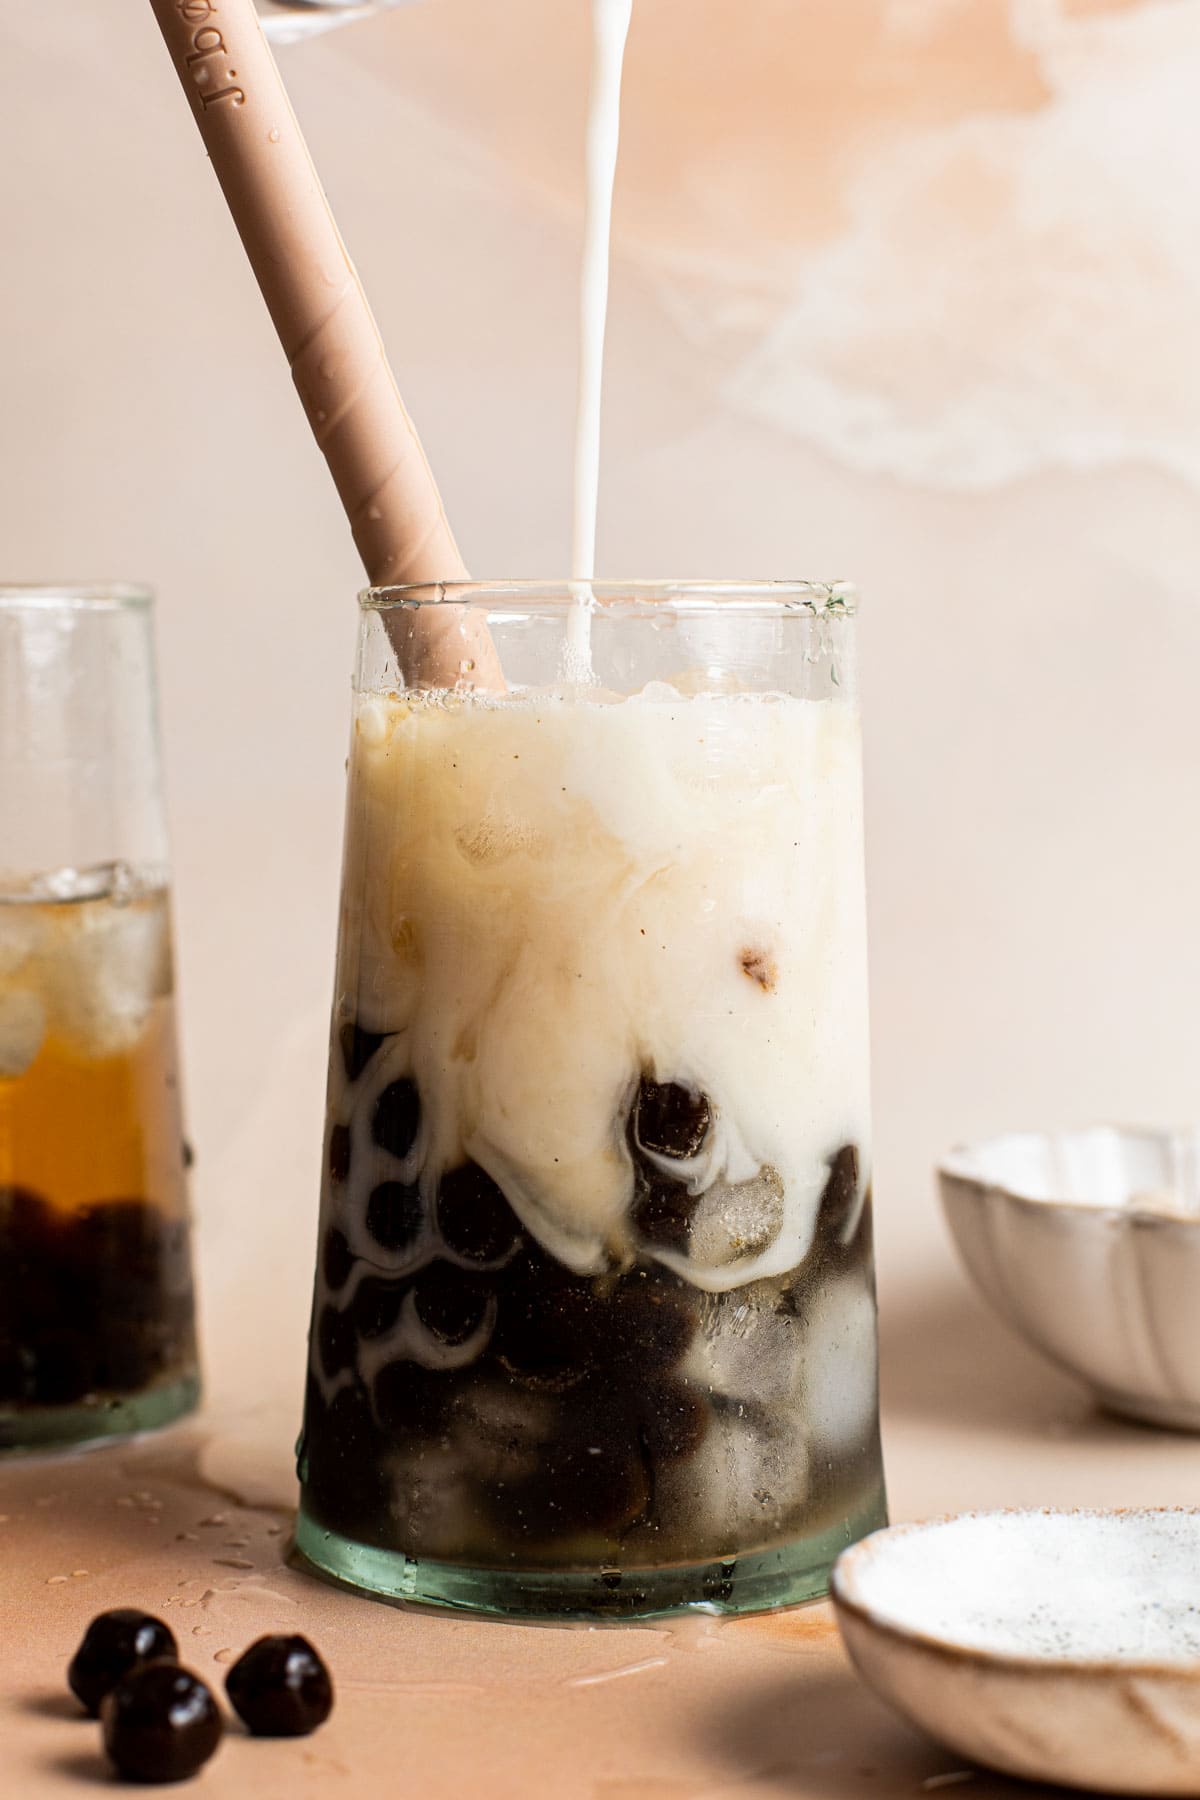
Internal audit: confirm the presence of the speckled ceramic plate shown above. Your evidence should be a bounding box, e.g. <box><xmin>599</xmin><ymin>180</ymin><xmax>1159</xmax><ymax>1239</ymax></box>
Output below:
<box><xmin>832</xmin><ymin>1509</ymin><xmax>1200</xmax><ymax>1795</ymax></box>
<box><xmin>939</xmin><ymin>1126</ymin><xmax>1200</xmax><ymax>1429</ymax></box>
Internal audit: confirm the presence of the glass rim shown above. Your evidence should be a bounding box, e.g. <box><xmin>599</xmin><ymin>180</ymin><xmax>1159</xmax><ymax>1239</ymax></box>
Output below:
<box><xmin>360</xmin><ymin>579</ymin><xmax>857</xmax><ymax>616</ymax></box>
<box><xmin>0</xmin><ymin>583</ymin><xmax>153</xmax><ymax>613</ymax></box>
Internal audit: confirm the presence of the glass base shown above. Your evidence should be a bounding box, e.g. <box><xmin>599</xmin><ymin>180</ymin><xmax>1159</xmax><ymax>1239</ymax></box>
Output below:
<box><xmin>0</xmin><ymin>1373</ymin><xmax>200</xmax><ymax>1457</ymax></box>
<box><xmin>294</xmin><ymin>1486</ymin><xmax>887</xmax><ymax>1621</ymax></box>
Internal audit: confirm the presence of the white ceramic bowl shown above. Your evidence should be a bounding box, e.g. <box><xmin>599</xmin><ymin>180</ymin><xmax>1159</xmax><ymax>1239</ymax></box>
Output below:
<box><xmin>832</xmin><ymin>1509</ymin><xmax>1200</xmax><ymax>1795</ymax></box>
<box><xmin>939</xmin><ymin>1126</ymin><xmax>1200</xmax><ymax>1430</ymax></box>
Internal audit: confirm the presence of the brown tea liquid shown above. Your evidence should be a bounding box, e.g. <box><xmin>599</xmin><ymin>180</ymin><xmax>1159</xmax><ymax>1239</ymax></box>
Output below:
<box><xmin>0</xmin><ymin>872</ymin><xmax>197</xmax><ymax>1443</ymax></box>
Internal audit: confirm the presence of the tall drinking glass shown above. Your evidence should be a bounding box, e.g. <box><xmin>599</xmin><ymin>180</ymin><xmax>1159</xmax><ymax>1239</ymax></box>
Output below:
<box><xmin>0</xmin><ymin>587</ymin><xmax>198</xmax><ymax>1452</ymax></box>
<box><xmin>297</xmin><ymin>582</ymin><xmax>884</xmax><ymax>1617</ymax></box>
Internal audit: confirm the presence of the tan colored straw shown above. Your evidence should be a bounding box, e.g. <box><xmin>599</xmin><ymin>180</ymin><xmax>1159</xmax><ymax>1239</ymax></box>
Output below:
<box><xmin>147</xmin><ymin>0</ymin><xmax>499</xmax><ymax>688</ymax></box>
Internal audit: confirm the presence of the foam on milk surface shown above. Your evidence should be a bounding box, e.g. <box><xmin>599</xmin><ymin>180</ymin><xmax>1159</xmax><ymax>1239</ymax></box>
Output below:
<box><xmin>336</xmin><ymin>685</ymin><xmax>870</xmax><ymax>1290</ymax></box>
<box><xmin>856</xmin><ymin>1512</ymin><xmax>1200</xmax><ymax>1662</ymax></box>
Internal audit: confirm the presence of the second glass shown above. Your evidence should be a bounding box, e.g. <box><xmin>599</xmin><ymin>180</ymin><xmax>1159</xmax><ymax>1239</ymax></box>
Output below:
<box><xmin>296</xmin><ymin>581</ymin><xmax>885</xmax><ymax>1617</ymax></box>
<box><xmin>0</xmin><ymin>587</ymin><xmax>198</xmax><ymax>1452</ymax></box>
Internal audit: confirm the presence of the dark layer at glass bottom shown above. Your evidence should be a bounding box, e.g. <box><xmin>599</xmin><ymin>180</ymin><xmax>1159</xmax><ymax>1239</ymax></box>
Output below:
<box><xmin>294</xmin><ymin>1481</ymin><xmax>888</xmax><ymax>1621</ymax></box>
<box><xmin>300</xmin><ymin>1130</ymin><xmax>883</xmax><ymax>1584</ymax></box>
<box><xmin>0</xmin><ymin>1186</ymin><xmax>198</xmax><ymax>1450</ymax></box>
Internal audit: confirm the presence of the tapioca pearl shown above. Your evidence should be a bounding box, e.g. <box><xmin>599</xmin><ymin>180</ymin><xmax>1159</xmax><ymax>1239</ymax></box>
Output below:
<box><xmin>316</xmin><ymin>1304</ymin><xmax>355</xmax><ymax>1378</ymax></box>
<box><xmin>411</xmin><ymin>1263</ymin><xmax>493</xmax><ymax>1346</ymax></box>
<box><xmin>327</xmin><ymin>1124</ymin><xmax>351</xmax><ymax>1185</ymax></box>
<box><xmin>633</xmin><ymin>1076</ymin><xmax>712</xmax><ymax>1160</ymax></box>
<box><xmin>338</xmin><ymin>1020</ymin><xmax>386</xmax><ymax>1083</ymax></box>
<box><xmin>491</xmin><ymin>1250</ymin><xmax>604</xmax><ymax>1389</ymax></box>
<box><xmin>365</xmin><ymin>1181</ymin><xmax>423</xmax><ymax>1253</ymax></box>
<box><xmin>371</xmin><ymin>1079</ymin><xmax>421</xmax><ymax>1160</ymax></box>
<box><xmin>630</xmin><ymin>1173</ymin><xmax>696</xmax><ymax>1251</ymax></box>
<box><xmin>371</xmin><ymin>1358</ymin><xmax>454</xmax><ymax>1437</ymax></box>
<box><xmin>610</xmin><ymin>1268</ymin><xmax>697</xmax><ymax>1373</ymax></box>
<box><xmin>638</xmin><ymin>1378</ymin><xmax>709</xmax><ymax>1463</ymax></box>
<box><xmin>322</xmin><ymin>1227</ymin><xmax>353</xmax><ymax>1292</ymax></box>
<box><xmin>435</xmin><ymin>1163</ymin><xmax>523</xmax><ymax>1262</ymax></box>
<box><xmin>350</xmin><ymin>1277</ymin><xmax>409</xmax><ymax>1341</ymax></box>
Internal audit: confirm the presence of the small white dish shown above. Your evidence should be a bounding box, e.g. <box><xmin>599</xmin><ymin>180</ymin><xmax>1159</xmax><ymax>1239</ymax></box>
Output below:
<box><xmin>832</xmin><ymin>1509</ymin><xmax>1200</xmax><ymax>1795</ymax></box>
<box><xmin>939</xmin><ymin>1126</ymin><xmax>1200</xmax><ymax>1429</ymax></box>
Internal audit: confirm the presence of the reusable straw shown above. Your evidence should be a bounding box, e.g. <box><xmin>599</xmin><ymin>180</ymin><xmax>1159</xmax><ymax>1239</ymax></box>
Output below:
<box><xmin>147</xmin><ymin>0</ymin><xmax>499</xmax><ymax>687</ymax></box>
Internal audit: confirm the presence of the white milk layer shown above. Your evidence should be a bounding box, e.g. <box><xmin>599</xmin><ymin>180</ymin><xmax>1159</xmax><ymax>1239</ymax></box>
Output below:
<box><xmin>335</xmin><ymin>685</ymin><xmax>870</xmax><ymax>1293</ymax></box>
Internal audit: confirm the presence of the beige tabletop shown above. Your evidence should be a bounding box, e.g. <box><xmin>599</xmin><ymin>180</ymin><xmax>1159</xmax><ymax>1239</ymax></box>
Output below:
<box><xmin>5</xmin><ymin>1261</ymin><xmax>1198</xmax><ymax>1800</ymax></box>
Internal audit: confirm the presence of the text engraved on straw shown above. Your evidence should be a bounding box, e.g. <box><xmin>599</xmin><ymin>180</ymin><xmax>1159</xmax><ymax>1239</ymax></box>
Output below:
<box><xmin>174</xmin><ymin>1</ymin><xmax>245</xmax><ymax>110</ymax></box>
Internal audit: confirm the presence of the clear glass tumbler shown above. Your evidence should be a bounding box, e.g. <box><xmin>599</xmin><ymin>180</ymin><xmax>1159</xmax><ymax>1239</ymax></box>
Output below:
<box><xmin>0</xmin><ymin>586</ymin><xmax>198</xmax><ymax>1452</ymax></box>
<box><xmin>296</xmin><ymin>581</ymin><xmax>885</xmax><ymax>1618</ymax></box>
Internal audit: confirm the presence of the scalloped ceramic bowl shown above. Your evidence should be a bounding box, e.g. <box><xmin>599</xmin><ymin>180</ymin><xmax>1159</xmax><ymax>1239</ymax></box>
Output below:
<box><xmin>832</xmin><ymin>1509</ymin><xmax>1200</xmax><ymax>1795</ymax></box>
<box><xmin>939</xmin><ymin>1127</ymin><xmax>1200</xmax><ymax>1430</ymax></box>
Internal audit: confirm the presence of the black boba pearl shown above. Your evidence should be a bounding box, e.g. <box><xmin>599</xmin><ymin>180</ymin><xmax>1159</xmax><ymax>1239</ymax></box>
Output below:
<box><xmin>491</xmin><ymin>1249</ymin><xmax>604</xmax><ymax>1390</ymax></box>
<box><xmin>411</xmin><ymin>1262</ymin><xmax>493</xmax><ymax>1346</ymax></box>
<box><xmin>633</xmin><ymin>1077</ymin><xmax>711</xmax><ymax>1160</ymax></box>
<box><xmin>316</xmin><ymin>1303</ymin><xmax>356</xmax><ymax>1377</ymax></box>
<box><xmin>610</xmin><ymin>1268</ymin><xmax>697</xmax><ymax>1373</ymax></box>
<box><xmin>68</xmin><ymin>1610</ymin><xmax>179</xmax><ymax>1717</ymax></box>
<box><xmin>322</xmin><ymin>1227</ymin><xmax>353</xmax><ymax>1291</ymax></box>
<box><xmin>101</xmin><ymin>1662</ymin><xmax>222</xmax><ymax>1783</ymax></box>
<box><xmin>371</xmin><ymin>1079</ymin><xmax>421</xmax><ymax>1160</ymax></box>
<box><xmin>327</xmin><ymin>1124</ymin><xmax>352</xmax><ymax>1184</ymax></box>
<box><xmin>225</xmin><ymin>1634</ymin><xmax>333</xmax><ymax>1738</ymax></box>
<box><xmin>631</xmin><ymin>1174</ymin><xmax>696</xmax><ymax>1251</ymax></box>
<box><xmin>350</xmin><ymin>1277</ymin><xmax>409</xmax><ymax>1341</ymax></box>
<box><xmin>371</xmin><ymin>1358</ymin><xmax>453</xmax><ymax>1438</ymax></box>
<box><xmin>365</xmin><ymin>1181</ymin><xmax>423</xmax><ymax>1253</ymax></box>
<box><xmin>638</xmin><ymin>1378</ymin><xmax>709</xmax><ymax>1463</ymax></box>
<box><xmin>435</xmin><ymin>1163</ymin><xmax>522</xmax><ymax>1262</ymax></box>
<box><xmin>339</xmin><ymin>1020</ymin><xmax>386</xmax><ymax>1083</ymax></box>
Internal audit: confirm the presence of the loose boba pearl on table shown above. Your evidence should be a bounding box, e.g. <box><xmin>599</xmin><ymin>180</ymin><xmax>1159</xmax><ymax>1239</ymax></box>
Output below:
<box><xmin>225</xmin><ymin>1634</ymin><xmax>334</xmax><ymax>1738</ymax></box>
<box><xmin>101</xmin><ymin>1661</ymin><xmax>222</xmax><ymax>1783</ymax></box>
<box><xmin>68</xmin><ymin>1609</ymin><xmax>179</xmax><ymax>1717</ymax></box>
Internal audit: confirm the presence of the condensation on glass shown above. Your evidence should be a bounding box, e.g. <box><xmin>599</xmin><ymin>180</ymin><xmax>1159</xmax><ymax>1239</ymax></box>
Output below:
<box><xmin>296</xmin><ymin>581</ymin><xmax>885</xmax><ymax>1618</ymax></box>
<box><xmin>0</xmin><ymin>587</ymin><xmax>198</xmax><ymax>1452</ymax></box>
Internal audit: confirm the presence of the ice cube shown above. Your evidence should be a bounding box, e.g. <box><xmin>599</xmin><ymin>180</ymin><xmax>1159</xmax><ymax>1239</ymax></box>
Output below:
<box><xmin>802</xmin><ymin>1275</ymin><xmax>879</xmax><ymax>1453</ymax></box>
<box><xmin>0</xmin><ymin>908</ymin><xmax>39</xmax><ymax>979</ymax></box>
<box><xmin>688</xmin><ymin>1166</ymin><xmax>785</xmax><ymax>1271</ymax></box>
<box><xmin>53</xmin><ymin>897</ymin><xmax>173</xmax><ymax>1056</ymax></box>
<box><xmin>0</xmin><ymin>989</ymin><xmax>46</xmax><ymax>1077</ymax></box>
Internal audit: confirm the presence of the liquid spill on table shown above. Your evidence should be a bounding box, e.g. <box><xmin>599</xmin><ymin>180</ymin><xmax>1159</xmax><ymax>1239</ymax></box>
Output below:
<box><xmin>0</xmin><ymin>1416</ymin><xmax>1069</xmax><ymax>1798</ymax></box>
